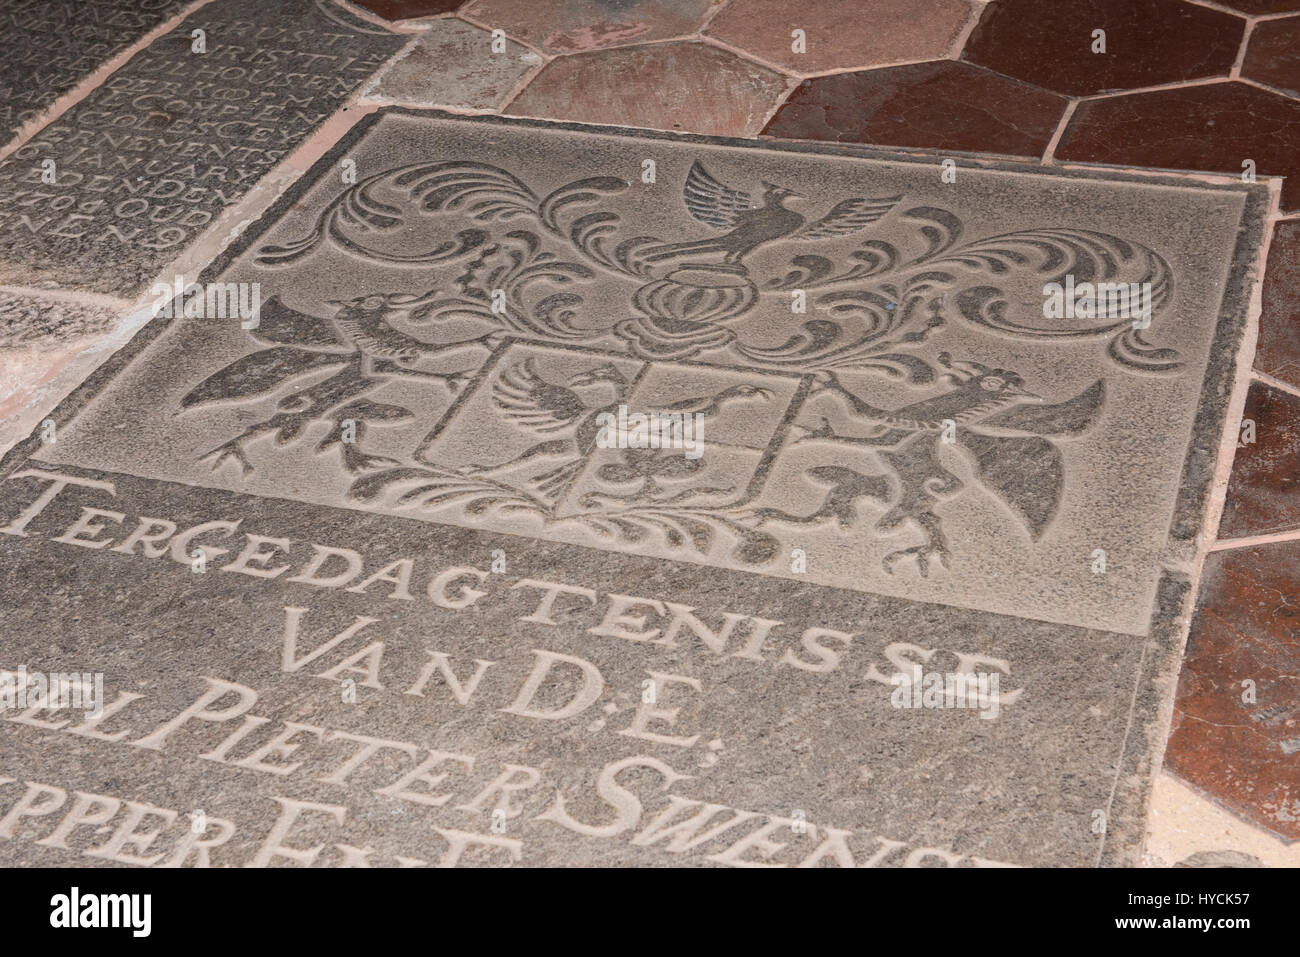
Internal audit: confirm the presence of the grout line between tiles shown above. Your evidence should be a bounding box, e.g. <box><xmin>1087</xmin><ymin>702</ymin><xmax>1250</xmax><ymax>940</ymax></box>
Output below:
<box><xmin>1251</xmin><ymin>369</ymin><xmax>1300</xmax><ymax>398</ymax></box>
<box><xmin>1211</xmin><ymin>529</ymin><xmax>1300</xmax><ymax>551</ymax></box>
<box><xmin>1230</xmin><ymin>19</ymin><xmax>1255</xmax><ymax>78</ymax></box>
<box><xmin>456</xmin><ymin>8</ymin><xmax>551</xmax><ymax>59</ymax></box>
<box><xmin>949</xmin><ymin>0</ymin><xmax>985</xmax><ymax>58</ymax></box>
<box><xmin>1041</xmin><ymin>99</ymin><xmax>1078</xmax><ymax>164</ymax></box>
<box><xmin>696</xmin><ymin>33</ymin><xmax>799</xmax><ymax>77</ymax></box>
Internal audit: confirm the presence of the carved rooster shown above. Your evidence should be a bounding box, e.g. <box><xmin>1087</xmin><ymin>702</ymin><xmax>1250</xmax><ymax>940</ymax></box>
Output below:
<box><xmin>642</xmin><ymin>161</ymin><xmax>902</xmax><ymax>267</ymax></box>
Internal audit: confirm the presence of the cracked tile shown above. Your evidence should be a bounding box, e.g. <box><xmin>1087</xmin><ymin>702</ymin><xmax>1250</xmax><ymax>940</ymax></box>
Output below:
<box><xmin>705</xmin><ymin>0</ymin><xmax>974</xmax><ymax>74</ymax></box>
<box><xmin>505</xmin><ymin>41</ymin><xmax>788</xmax><ymax>135</ymax></box>
<box><xmin>762</xmin><ymin>61</ymin><xmax>1067</xmax><ymax>157</ymax></box>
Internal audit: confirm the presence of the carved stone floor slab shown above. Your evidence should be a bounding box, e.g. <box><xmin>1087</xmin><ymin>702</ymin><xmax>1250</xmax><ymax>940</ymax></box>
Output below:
<box><xmin>0</xmin><ymin>0</ymin><xmax>189</xmax><ymax>144</ymax></box>
<box><xmin>0</xmin><ymin>111</ymin><xmax>1267</xmax><ymax>868</ymax></box>
<box><xmin>0</xmin><ymin>0</ymin><xmax>405</xmax><ymax>296</ymax></box>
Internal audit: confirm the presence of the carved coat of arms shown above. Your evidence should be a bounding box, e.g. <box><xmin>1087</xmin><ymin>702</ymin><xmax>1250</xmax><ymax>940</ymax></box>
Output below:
<box><xmin>179</xmin><ymin>155</ymin><xmax>1177</xmax><ymax>577</ymax></box>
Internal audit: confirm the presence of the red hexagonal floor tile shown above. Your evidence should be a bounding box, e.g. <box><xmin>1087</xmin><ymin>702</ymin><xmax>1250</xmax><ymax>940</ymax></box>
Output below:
<box><xmin>1057</xmin><ymin>82</ymin><xmax>1300</xmax><ymax>212</ymax></box>
<box><xmin>464</xmin><ymin>0</ymin><xmax>724</xmax><ymax>54</ymax></box>
<box><xmin>505</xmin><ymin>40</ymin><xmax>788</xmax><ymax>136</ymax></box>
<box><xmin>1219</xmin><ymin>383</ymin><xmax>1300</xmax><ymax>540</ymax></box>
<box><xmin>351</xmin><ymin>0</ymin><xmax>465</xmax><ymax>20</ymax></box>
<box><xmin>963</xmin><ymin>0</ymin><xmax>1244</xmax><ymax>96</ymax></box>
<box><xmin>1213</xmin><ymin>0</ymin><xmax>1300</xmax><ymax>12</ymax></box>
<box><xmin>705</xmin><ymin>0</ymin><xmax>974</xmax><ymax>74</ymax></box>
<box><xmin>1242</xmin><ymin>14</ymin><xmax>1300</xmax><ymax>96</ymax></box>
<box><xmin>1256</xmin><ymin>220</ymin><xmax>1300</xmax><ymax>390</ymax></box>
<box><xmin>762</xmin><ymin>60</ymin><xmax>1067</xmax><ymax>157</ymax></box>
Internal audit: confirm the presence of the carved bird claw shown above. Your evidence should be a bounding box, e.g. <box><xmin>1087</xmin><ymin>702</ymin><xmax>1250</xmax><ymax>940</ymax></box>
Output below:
<box><xmin>432</xmin><ymin>369</ymin><xmax>473</xmax><ymax>392</ymax></box>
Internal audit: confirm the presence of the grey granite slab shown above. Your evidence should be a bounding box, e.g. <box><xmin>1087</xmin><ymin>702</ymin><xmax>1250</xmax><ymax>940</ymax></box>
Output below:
<box><xmin>0</xmin><ymin>0</ymin><xmax>189</xmax><ymax>144</ymax></box>
<box><xmin>0</xmin><ymin>0</ymin><xmax>405</xmax><ymax>296</ymax></box>
<box><xmin>0</xmin><ymin>111</ymin><xmax>1268</xmax><ymax>868</ymax></box>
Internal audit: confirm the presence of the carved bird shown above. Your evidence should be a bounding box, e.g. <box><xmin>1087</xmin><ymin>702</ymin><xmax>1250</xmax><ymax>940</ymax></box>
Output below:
<box><xmin>661</xmin><ymin>383</ymin><xmax>774</xmax><ymax>416</ymax></box>
<box><xmin>643</xmin><ymin>161</ymin><xmax>902</xmax><ymax>266</ymax></box>
<box><xmin>461</xmin><ymin>361</ymin><xmax>776</xmax><ymax>500</ymax></box>
<box><xmin>458</xmin><ymin>359</ymin><xmax>630</xmax><ymax>497</ymax></box>
<box><xmin>797</xmin><ymin>353</ymin><xmax>1043</xmax><ymax>447</ymax></box>
<box><xmin>759</xmin><ymin>358</ymin><xmax>1106</xmax><ymax>576</ymax></box>
<box><xmin>324</xmin><ymin>292</ymin><xmax>498</xmax><ymax>384</ymax></box>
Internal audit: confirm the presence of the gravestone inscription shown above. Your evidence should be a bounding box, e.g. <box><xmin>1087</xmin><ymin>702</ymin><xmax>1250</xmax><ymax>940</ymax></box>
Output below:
<box><xmin>0</xmin><ymin>0</ymin><xmax>189</xmax><ymax>144</ymax></box>
<box><xmin>0</xmin><ymin>0</ymin><xmax>404</xmax><ymax>295</ymax></box>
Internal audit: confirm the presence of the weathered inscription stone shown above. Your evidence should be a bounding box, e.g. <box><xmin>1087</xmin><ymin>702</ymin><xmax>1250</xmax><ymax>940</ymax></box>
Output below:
<box><xmin>0</xmin><ymin>0</ymin><xmax>189</xmax><ymax>144</ymax></box>
<box><xmin>0</xmin><ymin>0</ymin><xmax>404</xmax><ymax>295</ymax></box>
<box><xmin>0</xmin><ymin>112</ymin><xmax>1267</xmax><ymax>867</ymax></box>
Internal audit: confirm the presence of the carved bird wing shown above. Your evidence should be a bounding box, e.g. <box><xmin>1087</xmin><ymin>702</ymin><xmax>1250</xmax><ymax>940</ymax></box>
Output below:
<box><xmin>492</xmin><ymin>359</ymin><xmax>588</xmax><ymax>434</ymax></box>
<box><xmin>959</xmin><ymin>433</ymin><xmax>1062</xmax><ymax>539</ymax></box>
<box><xmin>793</xmin><ymin>195</ymin><xmax>903</xmax><ymax>240</ymax></box>
<box><xmin>250</xmin><ymin>296</ymin><xmax>350</xmax><ymax>351</ymax></box>
<box><xmin>683</xmin><ymin>161</ymin><xmax>755</xmax><ymax>229</ymax></box>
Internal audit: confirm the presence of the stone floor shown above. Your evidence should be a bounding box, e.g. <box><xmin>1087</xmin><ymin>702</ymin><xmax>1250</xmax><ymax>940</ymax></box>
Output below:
<box><xmin>0</xmin><ymin>0</ymin><xmax>1295</xmax><ymax>866</ymax></box>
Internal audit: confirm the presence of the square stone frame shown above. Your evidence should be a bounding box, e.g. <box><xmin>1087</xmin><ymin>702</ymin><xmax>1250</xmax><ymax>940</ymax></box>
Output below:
<box><xmin>0</xmin><ymin>110</ymin><xmax>1274</xmax><ymax>865</ymax></box>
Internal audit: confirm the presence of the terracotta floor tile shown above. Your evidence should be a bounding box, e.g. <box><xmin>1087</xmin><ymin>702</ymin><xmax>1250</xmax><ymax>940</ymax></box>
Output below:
<box><xmin>1166</xmin><ymin>542</ymin><xmax>1300</xmax><ymax>842</ymax></box>
<box><xmin>1218</xmin><ymin>382</ymin><xmax>1300</xmax><ymax>539</ymax></box>
<box><xmin>705</xmin><ymin>0</ymin><xmax>973</xmax><ymax>74</ymax></box>
<box><xmin>464</xmin><ymin>0</ymin><xmax>723</xmax><ymax>54</ymax></box>
<box><xmin>351</xmin><ymin>0</ymin><xmax>465</xmax><ymax>18</ymax></box>
<box><xmin>1257</xmin><ymin>220</ymin><xmax>1300</xmax><ymax>388</ymax></box>
<box><xmin>1242</xmin><ymin>15</ymin><xmax>1300</xmax><ymax>96</ymax></box>
<box><xmin>1057</xmin><ymin>82</ymin><xmax>1300</xmax><ymax>212</ymax></box>
<box><xmin>365</xmin><ymin>17</ymin><xmax>542</xmax><ymax>108</ymax></box>
<box><xmin>505</xmin><ymin>41</ymin><xmax>787</xmax><ymax>135</ymax></box>
<box><xmin>762</xmin><ymin>61</ymin><xmax>1066</xmax><ymax>157</ymax></box>
<box><xmin>962</xmin><ymin>0</ymin><xmax>1243</xmax><ymax>96</ymax></box>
